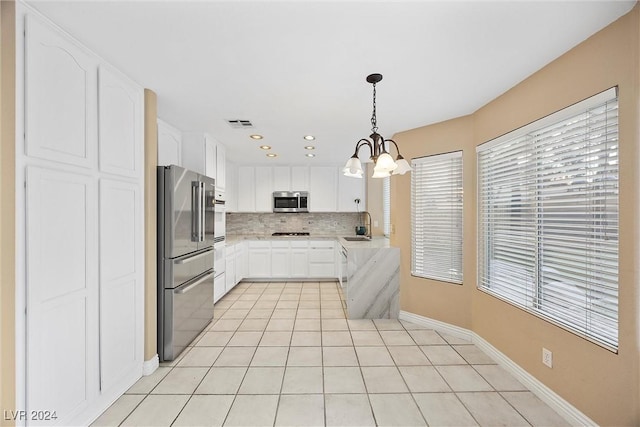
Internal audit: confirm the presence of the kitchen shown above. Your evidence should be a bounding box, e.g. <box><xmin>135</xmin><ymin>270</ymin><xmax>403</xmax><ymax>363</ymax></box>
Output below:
<box><xmin>1</xmin><ymin>1</ymin><xmax>639</xmax><ymax>426</ymax></box>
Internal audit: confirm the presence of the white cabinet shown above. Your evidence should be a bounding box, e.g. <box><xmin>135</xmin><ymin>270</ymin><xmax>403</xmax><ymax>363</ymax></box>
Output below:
<box><xmin>271</xmin><ymin>241</ymin><xmax>290</xmax><ymax>278</ymax></box>
<box><xmin>236</xmin><ymin>241</ymin><xmax>248</xmax><ymax>283</ymax></box>
<box><xmin>248</xmin><ymin>241</ymin><xmax>271</xmax><ymax>277</ymax></box>
<box><xmin>26</xmin><ymin>14</ymin><xmax>97</xmax><ymax>169</ymax></box>
<box><xmin>237</xmin><ymin>166</ymin><xmax>256</xmax><ymax>212</ymax></box>
<box><xmin>225</xmin><ymin>244</ymin><xmax>237</xmax><ymax>294</ymax></box>
<box><xmin>291</xmin><ymin>166</ymin><xmax>310</xmax><ymax>191</ymax></box>
<box><xmin>216</xmin><ymin>143</ymin><xmax>226</xmax><ymax>192</ymax></box>
<box><xmin>273</xmin><ymin>166</ymin><xmax>291</xmax><ymax>191</ymax></box>
<box><xmin>255</xmin><ymin>166</ymin><xmax>274</xmax><ymax>212</ymax></box>
<box><xmin>23</xmin><ymin>14</ymin><xmax>144</xmax><ymax>427</ymax></box>
<box><xmin>226</xmin><ymin>162</ymin><xmax>238</xmax><ymax>212</ymax></box>
<box><xmin>182</xmin><ymin>132</ymin><xmax>216</xmax><ymax>179</ymax></box>
<box><xmin>229</xmin><ymin>165</ymin><xmax>366</xmax><ymax>212</ymax></box>
<box><xmin>309</xmin><ymin>166</ymin><xmax>338</xmax><ymax>212</ymax></box>
<box><xmin>308</xmin><ymin>240</ymin><xmax>336</xmax><ymax>278</ymax></box>
<box><xmin>291</xmin><ymin>241</ymin><xmax>309</xmax><ymax>278</ymax></box>
<box><xmin>338</xmin><ymin>168</ymin><xmax>366</xmax><ymax>212</ymax></box>
<box><xmin>157</xmin><ymin>120</ymin><xmax>182</xmax><ymax>167</ymax></box>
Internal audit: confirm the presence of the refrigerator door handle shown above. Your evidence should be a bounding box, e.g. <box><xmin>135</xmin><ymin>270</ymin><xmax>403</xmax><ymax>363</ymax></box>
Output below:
<box><xmin>199</xmin><ymin>181</ymin><xmax>205</xmax><ymax>242</ymax></box>
<box><xmin>174</xmin><ymin>270</ymin><xmax>215</xmax><ymax>295</ymax></box>
<box><xmin>174</xmin><ymin>247</ymin><xmax>214</xmax><ymax>264</ymax></box>
<box><xmin>191</xmin><ymin>181</ymin><xmax>199</xmax><ymax>241</ymax></box>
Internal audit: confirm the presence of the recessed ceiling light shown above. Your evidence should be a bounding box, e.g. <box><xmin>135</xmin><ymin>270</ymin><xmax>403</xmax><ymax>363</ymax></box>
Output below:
<box><xmin>259</xmin><ymin>145</ymin><xmax>271</xmax><ymax>150</ymax></box>
<box><xmin>303</xmin><ymin>135</ymin><xmax>315</xmax><ymax>141</ymax></box>
<box><xmin>304</xmin><ymin>146</ymin><xmax>315</xmax><ymax>150</ymax></box>
<box><xmin>305</xmin><ymin>153</ymin><xmax>315</xmax><ymax>158</ymax></box>
<box><xmin>266</xmin><ymin>153</ymin><xmax>277</xmax><ymax>158</ymax></box>
<box><xmin>250</xmin><ymin>134</ymin><xmax>263</xmax><ymax>140</ymax></box>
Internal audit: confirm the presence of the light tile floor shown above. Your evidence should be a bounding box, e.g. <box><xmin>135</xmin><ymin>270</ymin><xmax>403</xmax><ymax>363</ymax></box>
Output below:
<box><xmin>93</xmin><ymin>281</ymin><xmax>571</xmax><ymax>427</ymax></box>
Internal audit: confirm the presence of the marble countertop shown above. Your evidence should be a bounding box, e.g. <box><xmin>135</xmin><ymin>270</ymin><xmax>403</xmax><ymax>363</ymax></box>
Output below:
<box><xmin>226</xmin><ymin>234</ymin><xmax>394</xmax><ymax>249</ymax></box>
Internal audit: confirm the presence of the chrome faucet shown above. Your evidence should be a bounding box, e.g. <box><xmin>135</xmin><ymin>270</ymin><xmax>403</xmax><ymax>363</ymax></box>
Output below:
<box><xmin>362</xmin><ymin>211</ymin><xmax>372</xmax><ymax>240</ymax></box>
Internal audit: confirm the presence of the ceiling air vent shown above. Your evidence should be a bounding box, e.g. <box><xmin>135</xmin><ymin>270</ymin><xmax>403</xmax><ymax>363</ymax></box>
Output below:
<box><xmin>226</xmin><ymin>119</ymin><xmax>254</xmax><ymax>129</ymax></box>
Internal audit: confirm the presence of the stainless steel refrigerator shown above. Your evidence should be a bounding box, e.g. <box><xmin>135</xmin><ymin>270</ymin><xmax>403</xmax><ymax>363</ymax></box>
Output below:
<box><xmin>157</xmin><ymin>165</ymin><xmax>216</xmax><ymax>362</ymax></box>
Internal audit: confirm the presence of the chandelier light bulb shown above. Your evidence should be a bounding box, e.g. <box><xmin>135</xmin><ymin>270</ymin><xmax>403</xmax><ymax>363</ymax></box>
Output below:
<box><xmin>375</xmin><ymin>152</ymin><xmax>398</xmax><ymax>172</ymax></box>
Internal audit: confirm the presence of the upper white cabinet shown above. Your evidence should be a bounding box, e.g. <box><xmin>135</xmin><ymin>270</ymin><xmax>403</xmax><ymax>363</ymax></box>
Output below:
<box><xmin>237</xmin><ymin>166</ymin><xmax>256</xmax><ymax>212</ymax></box>
<box><xmin>291</xmin><ymin>166</ymin><xmax>310</xmax><ymax>191</ymax></box>
<box><xmin>182</xmin><ymin>132</ymin><xmax>227</xmax><ymax>191</ymax></box>
<box><xmin>216</xmin><ymin>143</ymin><xmax>226</xmax><ymax>192</ymax></box>
<box><xmin>273</xmin><ymin>166</ymin><xmax>291</xmax><ymax>191</ymax></box>
<box><xmin>26</xmin><ymin>15</ymin><xmax>97</xmax><ymax>168</ymax></box>
<box><xmin>157</xmin><ymin>120</ymin><xmax>182</xmax><ymax>167</ymax></box>
<box><xmin>309</xmin><ymin>166</ymin><xmax>338</xmax><ymax>212</ymax></box>
<box><xmin>228</xmin><ymin>165</ymin><xmax>364</xmax><ymax>212</ymax></box>
<box><xmin>338</xmin><ymin>169</ymin><xmax>366</xmax><ymax>212</ymax></box>
<box><xmin>255</xmin><ymin>166</ymin><xmax>274</xmax><ymax>212</ymax></box>
<box><xmin>98</xmin><ymin>66</ymin><xmax>143</xmax><ymax>178</ymax></box>
<box><xmin>226</xmin><ymin>162</ymin><xmax>238</xmax><ymax>211</ymax></box>
<box><xmin>182</xmin><ymin>132</ymin><xmax>215</xmax><ymax>179</ymax></box>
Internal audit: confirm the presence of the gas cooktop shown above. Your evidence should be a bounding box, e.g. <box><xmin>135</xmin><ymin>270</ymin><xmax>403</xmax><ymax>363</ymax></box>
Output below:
<box><xmin>272</xmin><ymin>232</ymin><xmax>310</xmax><ymax>236</ymax></box>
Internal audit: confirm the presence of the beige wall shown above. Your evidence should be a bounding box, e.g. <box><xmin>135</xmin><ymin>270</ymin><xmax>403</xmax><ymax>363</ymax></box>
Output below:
<box><xmin>1</xmin><ymin>1</ymin><xmax>16</xmax><ymax>425</ymax></box>
<box><xmin>392</xmin><ymin>6</ymin><xmax>640</xmax><ymax>426</ymax></box>
<box><xmin>144</xmin><ymin>90</ymin><xmax>158</xmax><ymax>360</ymax></box>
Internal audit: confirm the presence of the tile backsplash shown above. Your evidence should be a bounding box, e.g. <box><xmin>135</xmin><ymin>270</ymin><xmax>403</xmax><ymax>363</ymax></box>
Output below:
<box><xmin>226</xmin><ymin>212</ymin><xmax>367</xmax><ymax>236</ymax></box>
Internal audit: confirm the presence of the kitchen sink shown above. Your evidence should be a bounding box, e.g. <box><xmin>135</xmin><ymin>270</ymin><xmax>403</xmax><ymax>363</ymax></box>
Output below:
<box><xmin>342</xmin><ymin>236</ymin><xmax>371</xmax><ymax>242</ymax></box>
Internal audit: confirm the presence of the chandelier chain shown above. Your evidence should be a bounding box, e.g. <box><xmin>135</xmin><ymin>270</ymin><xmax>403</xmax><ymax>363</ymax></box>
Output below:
<box><xmin>370</xmin><ymin>82</ymin><xmax>378</xmax><ymax>133</ymax></box>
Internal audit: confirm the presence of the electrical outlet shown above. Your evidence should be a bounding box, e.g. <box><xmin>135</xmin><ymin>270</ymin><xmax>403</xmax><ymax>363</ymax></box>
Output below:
<box><xmin>542</xmin><ymin>348</ymin><xmax>553</xmax><ymax>368</ymax></box>
<box><xmin>374</xmin><ymin>220</ymin><xmax>379</xmax><ymax>227</ymax></box>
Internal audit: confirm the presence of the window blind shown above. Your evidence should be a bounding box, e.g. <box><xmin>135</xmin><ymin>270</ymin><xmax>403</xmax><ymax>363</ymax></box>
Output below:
<box><xmin>383</xmin><ymin>176</ymin><xmax>391</xmax><ymax>237</ymax></box>
<box><xmin>477</xmin><ymin>87</ymin><xmax>619</xmax><ymax>350</ymax></box>
<box><xmin>411</xmin><ymin>151</ymin><xmax>463</xmax><ymax>283</ymax></box>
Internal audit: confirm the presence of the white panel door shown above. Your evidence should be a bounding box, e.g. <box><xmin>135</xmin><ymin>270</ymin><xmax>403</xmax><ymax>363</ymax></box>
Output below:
<box><xmin>254</xmin><ymin>167</ymin><xmax>274</xmax><ymax>212</ymax></box>
<box><xmin>25</xmin><ymin>15</ymin><xmax>97</xmax><ymax>168</ymax></box>
<box><xmin>26</xmin><ymin>167</ymin><xmax>99</xmax><ymax>425</ymax></box>
<box><xmin>309</xmin><ymin>166</ymin><xmax>337</xmax><ymax>211</ymax></box>
<box><xmin>273</xmin><ymin>167</ymin><xmax>290</xmax><ymax>191</ymax></box>
<box><xmin>157</xmin><ymin>120</ymin><xmax>182</xmax><ymax>167</ymax></box>
<box><xmin>98</xmin><ymin>66</ymin><xmax>143</xmax><ymax>178</ymax></box>
<box><xmin>215</xmin><ymin>142</ymin><xmax>226</xmax><ymax>191</ymax></box>
<box><xmin>291</xmin><ymin>166</ymin><xmax>309</xmax><ymax>191</ymax></box>
<box><xmin>205</xmin><ymin>137</ymin><xmax>216</xmax><ymax>179</ymax></box>
<box><xmin>99</xmin><ymin>179</ymin><xmax>142</xmax><ymax>392</ymax></box>
<box><xmin>237</xmin><ymin>166</ymin><xmax>255</xmax><ymax>212</ymax></box>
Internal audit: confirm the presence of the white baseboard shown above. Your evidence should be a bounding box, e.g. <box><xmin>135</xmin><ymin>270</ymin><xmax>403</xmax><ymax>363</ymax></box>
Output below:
<box><xmin>399</xmin><ymin>310</ymin><xmax>597</xmax><ymax>427</ymax></box>
<box><xmin>142</xmin><ymin>354</ymin><xmax>159</xmax><ymax>376</ymax></box>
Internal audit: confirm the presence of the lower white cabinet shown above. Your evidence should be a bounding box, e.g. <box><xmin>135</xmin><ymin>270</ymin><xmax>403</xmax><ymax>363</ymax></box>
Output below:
<box><xmin>309</xmin><ymin>241</ymin><xmax>336</xmax><ymax>278</ymax></box>
<box><xmin>291</xmin><ymin>241</ymin><xmax>309</xmax><ymax>278</ymax></box>
<box><xmin>248</xmin><ymin>241</ymin><xmax>271</xmax><ymax>277</ymax></box>
<box><xmin>225</xmin><ymin>244</ymin><xmax>237</xmax><ymax>294</ymax></box>
<box><xmin>244</xmin><ymin>239</ymin><xmax>337</xmax><ymax>279</ymax></box>
<box><xmin>236</xmin><ymin>242</ymin><xmax>248</xmax><ymax>282</ymax></box>
<box><xmin>271</xmin><ymin>241</ymin><xmax>290</xmax><ymax>278</ymax></box>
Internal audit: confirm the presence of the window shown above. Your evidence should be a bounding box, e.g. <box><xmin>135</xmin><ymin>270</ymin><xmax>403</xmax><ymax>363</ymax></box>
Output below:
<box><xmin>383</xmin><ymin>176</ymin><xmax>391</xmax><ymax>237</ymax></box>
<box><xmin>411</xmin><ymin>151</ymin><xmax>463</xmax><ymax>283</ymax></box>
<box><xmin>477</xmin><ymin>88</ymin><xmax>619</xmax><ymax>350</ymax></box>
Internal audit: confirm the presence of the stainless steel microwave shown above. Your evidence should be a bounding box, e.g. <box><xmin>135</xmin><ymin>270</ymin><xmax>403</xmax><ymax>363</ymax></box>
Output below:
<box><xmin>273</xmin><ymin>191</ymin><xmax>309</xmax><ymax>213</ymax></box>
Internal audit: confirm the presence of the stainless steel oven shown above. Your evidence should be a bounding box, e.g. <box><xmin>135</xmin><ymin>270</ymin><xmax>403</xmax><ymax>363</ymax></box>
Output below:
<box><xmin>273</xmin><ymin>191</ymin><xmax>309</xmax><ymax>213</ymax></box>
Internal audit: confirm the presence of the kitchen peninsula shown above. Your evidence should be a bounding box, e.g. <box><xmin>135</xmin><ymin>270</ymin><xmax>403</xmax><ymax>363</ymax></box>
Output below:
<box><xmin>340</xmin><ymin>237</ymin><xmax>400</xmax><ymax>319</ymax></box>
<box><xmin>225</xmin><ymin>233</ymin><xmax>399</xmax><ymax>319</ymax></box>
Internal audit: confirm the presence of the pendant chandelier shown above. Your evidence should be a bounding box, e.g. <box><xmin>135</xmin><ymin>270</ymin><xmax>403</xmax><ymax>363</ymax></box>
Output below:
<box><xmin>343</xmin><ymin>73</ymin><xmax>411</xmax><ymax>178</ymax></box>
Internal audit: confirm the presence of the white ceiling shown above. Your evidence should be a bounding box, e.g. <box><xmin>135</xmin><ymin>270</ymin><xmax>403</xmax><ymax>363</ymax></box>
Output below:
<box><xmin>26</xmin><ymin>0</ymin><xmax>635</xmax><ymax>166</ymax></box>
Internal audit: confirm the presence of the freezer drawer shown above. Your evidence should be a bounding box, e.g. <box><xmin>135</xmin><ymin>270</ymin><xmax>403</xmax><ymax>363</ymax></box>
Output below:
<box><xmin>160</xmin><ymin>269</ymin><xmax>214</xmax><ymax>361</ymax></box>
<box><xmin>164</xmin><ymin>247</ymin><xmax>214</xmax><ymax>289</ymax></box>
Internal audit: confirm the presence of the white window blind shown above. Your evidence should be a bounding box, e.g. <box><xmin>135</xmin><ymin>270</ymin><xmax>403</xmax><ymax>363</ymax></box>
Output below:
<box><xmin>411</xmin><ymin>151</ymin><xmax>463</xmax><ymax>283</ymax></box>
<box><xmin>383</xmin><ymin>176</ymin><xmax>391</xmax><ymax>236</ymax></box>
<box><xmin>477</xmin><ymin>87</ymin><xmax>619</xmax><ymax>350</ymax></box>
